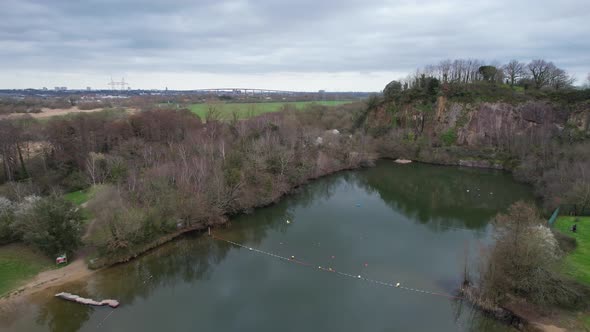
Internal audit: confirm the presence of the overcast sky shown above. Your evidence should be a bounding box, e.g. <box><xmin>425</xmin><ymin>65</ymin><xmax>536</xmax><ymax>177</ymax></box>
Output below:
<box><xmin>1</xmin><ymin>0</ymin><xmax>589</xmax><ymax>91</ymax></box>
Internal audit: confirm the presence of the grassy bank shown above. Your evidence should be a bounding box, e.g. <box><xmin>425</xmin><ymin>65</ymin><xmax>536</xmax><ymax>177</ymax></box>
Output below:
<box><xmin>554</xmin><ymin>216</ymin><xmax>590</xmax><ymax>330</ymax></box>
<box><xmin>0</xmin><ymin>244</ymin><xmax>53</xmax><ymax>297</ymax></box>
<box><xmin>189</xmin><ymin>100</ymin><xmax>353</xmax><ymax>119</ymax></box>
<box><xmin>554</xmin><ymin>216</ymin><xmax>590</xmax><ymax>285</ymax></box>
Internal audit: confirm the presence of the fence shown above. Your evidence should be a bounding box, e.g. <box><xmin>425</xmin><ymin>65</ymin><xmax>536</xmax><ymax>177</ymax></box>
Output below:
<box><xmin>547</xmin><ymin>207</ymin><xmax>560</xmax><ymax>227</ymax></box>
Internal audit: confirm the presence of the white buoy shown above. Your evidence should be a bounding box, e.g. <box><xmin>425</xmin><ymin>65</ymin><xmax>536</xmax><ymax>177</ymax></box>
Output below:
<box><xmin>286</xmin><ymin>220</ymin><xmax>290</xmax><ymax>224</ymax></box>
<box><xmin>396</xmin><ymin>283</ymin><xmax>400</xmax><ymax>287</ymax></box>
<box><xmin>358</xmin><ymin>275</ymin><xmax>361</xmax><ymax>278</ymax></box>
<box><xmin>291</xmin><ymin>255</ymin><xmax>295</xmax><ymax>259</ymax></box>
<box><xmin>466</xmin><ymin>190</ymin><xmax>470</xmax><ymax>192</ymax></box>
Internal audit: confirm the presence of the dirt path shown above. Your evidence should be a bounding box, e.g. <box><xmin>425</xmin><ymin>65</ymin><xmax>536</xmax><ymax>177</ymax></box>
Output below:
<box><xmin>505</xmin><ymin>300</ymin><xmax>586</xmax><ymax>332</ymax></box>
<box><xmin>531</xmin><ymin>323</ymin><xmax>566</xmax><ymax>332</ymax></box>
<box><xmin>0</xmin><ymin>257</ymin><xmax>98</xmax><ymax>306</ymax></box>
<box><xmin>0</xmin><ymin>107</ymin><xmax>108</xmax><ymax>119</ymax></box>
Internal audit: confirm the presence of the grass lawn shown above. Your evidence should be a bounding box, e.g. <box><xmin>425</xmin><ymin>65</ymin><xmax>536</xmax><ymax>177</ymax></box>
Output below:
<box><xmin>554</xmin><ymin>216</ymin><xmax>590</xmax><ymax>285</ymax></box>
<box><xmin>64</xmin><ymin>189</ymin><xmax>91</xmax><ymax>205</ymax></box>
<box><xmin>64</xmin><ymin>185</ymin><xmax>104</xmax><ymax>206</ymax></box>
<box><xmin>188</xmin><ymin>100</ymin><xmax>354</xmax><ymax>120</ymax></box>
<box><xmin>0</xmin><ymin>244</ymin><xmax>53</xmax><ymax>297</ymax></box>
<box><xmin>64</xmin><ymin>185</ymin><xmax>104</xmax><ymax>220</ymax></box>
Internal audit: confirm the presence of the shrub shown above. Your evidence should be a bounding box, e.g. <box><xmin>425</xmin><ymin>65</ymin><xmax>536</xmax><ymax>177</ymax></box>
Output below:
<box><xmin>0</xmin><ymin>197</ymin><xmax>15</xmax><ymax>244</ymax></box>
<box><xmin>480</xmin><ymin>202</ymin><xmax>583</xmax><ymax>306</ymax></box>
<box><xmin>12</xmin><ymin>195</ymin><xmax>83</xmax><ymax>257</ymax></box>
<box><xmin>441</xmin><ymin>128</ymin><xmax>457</xmax><ymax>146</ymax></box>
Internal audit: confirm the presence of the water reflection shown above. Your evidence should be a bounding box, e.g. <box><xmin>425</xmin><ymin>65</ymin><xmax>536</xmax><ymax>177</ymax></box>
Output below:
<box><xmin>0</xmin><ymin>161</ymin><xmax>530</xmax><ymax>332</ymax></box>
<box><xmin>355</xmin><ymin>162</ymin><xmax>533</xmax><ymax>231</ymax></box>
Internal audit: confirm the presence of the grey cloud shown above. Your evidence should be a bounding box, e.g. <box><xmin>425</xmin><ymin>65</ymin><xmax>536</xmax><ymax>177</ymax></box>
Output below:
<box><xmin>0</xmin><ymin>0</ymin><xmax>589</xmax><ymax>88</ymax></box>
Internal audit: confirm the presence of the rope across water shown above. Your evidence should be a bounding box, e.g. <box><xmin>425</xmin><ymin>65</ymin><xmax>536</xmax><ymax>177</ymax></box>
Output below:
<box><xmin>211</xmin><ymin>233</ymin><xmax>463</xmax><ymax>300</ymax></box>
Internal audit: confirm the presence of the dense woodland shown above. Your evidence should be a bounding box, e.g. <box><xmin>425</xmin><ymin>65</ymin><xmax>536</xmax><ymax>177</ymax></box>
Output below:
<box><xmin>0</xmin><ymin>60</ymin><xmax>589</xmax><ymax>303</ymax></box>
<box><xmin>0</xmin><ymin>103</ymin><xmax>373</xmax><ymax>265</ymax></box>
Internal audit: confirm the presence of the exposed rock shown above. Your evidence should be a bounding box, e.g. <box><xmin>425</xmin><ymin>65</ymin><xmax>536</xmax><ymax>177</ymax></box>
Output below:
<box><xmin>568</xmin><ymin>109</ymin><xmax>590</xmax><ymax>133</ymax></box>
<box><xmin>455</xmin><ymin>101</ymin><xmax>566</xmax><ymax>146</ymax></box>
<box><xmin>372</xmin><ymin>97</ymin><xmax>589</xmax><ymax>150</ymax></box>
<box><xmin>458</xmin><ymin>159</ymin><xmax>503</xmax><ymax>169</ymax></box>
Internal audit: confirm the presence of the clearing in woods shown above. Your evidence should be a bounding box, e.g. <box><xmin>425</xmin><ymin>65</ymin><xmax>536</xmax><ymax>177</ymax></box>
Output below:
<box><xmin>188</xmin><ymin>100</ymin><xmax>354</xmax><ymax>120</ymax></box>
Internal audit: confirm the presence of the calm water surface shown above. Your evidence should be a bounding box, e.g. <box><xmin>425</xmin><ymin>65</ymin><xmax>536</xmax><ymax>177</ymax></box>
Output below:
<box><xmin>0</xmin><ymin>161</ymin><xmax>534</xmax><ymax>332</ymax></box>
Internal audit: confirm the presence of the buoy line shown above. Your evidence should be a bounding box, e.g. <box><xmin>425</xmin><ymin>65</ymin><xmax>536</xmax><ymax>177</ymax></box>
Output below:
<box><xmin>211</xmin><ymin>234</ymin><xmax>463</xmax><ymax>300</ymax></box>
<box><xmin>96</xmin><ymin>309</ymin><xmax>115</xmax><ymax>328</ymax></box>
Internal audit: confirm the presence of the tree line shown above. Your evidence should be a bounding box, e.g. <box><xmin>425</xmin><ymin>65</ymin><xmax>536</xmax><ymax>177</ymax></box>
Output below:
<box><xmin>0</xmin><ymin>69</ymin><xmax>588</xmax><ymax>266</ymax></box>
<box><xmin>393</xmin><ymin>58</ymin><xmax>577</xmax><ymax>93</ymax></box>
<box><xmin>0</xmin><ymin>103</ymin><xmax>374</xmax><ymax>262</ymax></box>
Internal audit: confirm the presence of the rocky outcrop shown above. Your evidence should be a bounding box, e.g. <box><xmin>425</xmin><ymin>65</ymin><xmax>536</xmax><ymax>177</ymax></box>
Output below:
<box><xmin>458</xmin><ymin>159</ymin><xmax>503</xmax><ymax>169</ymax></box>
<box><xmin>568</xmin><ymin>109</ymin><xmax>590</xmax><ymax>133</ymax></box>
<box><xmin>456</xmin><ymin>101</ymin><xmax>567</xmax><ymax>146</ymax></box>
<box><xmin>374</xmin><ymin>96</ymin><xmax>590</xmax><ymax>150</ymax></box>
<box><xmin>419</xmin><ymin>98</ymin><xmax>590</xmax><ymax>147</ymax></box>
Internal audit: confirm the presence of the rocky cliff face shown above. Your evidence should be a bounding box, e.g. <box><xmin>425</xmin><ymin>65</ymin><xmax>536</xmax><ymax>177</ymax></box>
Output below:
<box><xmin>386</xmin><ymin>97</ymin><xmax>590</xmax><ymax>148</ymax></box>
<box><xmin>455</xmin><ymin>101</ymin><xmax>569</xmax><ymax>146</ymax></box>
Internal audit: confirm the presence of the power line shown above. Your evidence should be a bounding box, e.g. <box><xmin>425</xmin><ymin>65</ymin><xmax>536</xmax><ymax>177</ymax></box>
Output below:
<box><xmin>108</xmin><ymin>77</ymin><xmax>129</xmax><ymax>90</ymax></box>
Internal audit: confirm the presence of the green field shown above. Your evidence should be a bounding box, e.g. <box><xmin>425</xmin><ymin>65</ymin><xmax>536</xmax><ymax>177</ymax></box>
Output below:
<box><xmin>188</xmin><ymin>100</ymin><xmax>354</xmax><ymax>120</ymax></box>
<box><xmin>0</xmin><ymin>244</ymin><xmax>53</xmax><ymax>297</ymax></box>
<box><xmin>555</xmin><ymin>216</ymin><xmax>590</xmax><ymax>285</ymax></box>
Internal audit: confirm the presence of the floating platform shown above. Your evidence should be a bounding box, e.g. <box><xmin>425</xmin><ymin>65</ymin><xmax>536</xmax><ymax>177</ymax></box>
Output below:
<box><xmin>55</xmin><ymin>292</ymin><xmax>119</xmax><ymax>308</ymax></box>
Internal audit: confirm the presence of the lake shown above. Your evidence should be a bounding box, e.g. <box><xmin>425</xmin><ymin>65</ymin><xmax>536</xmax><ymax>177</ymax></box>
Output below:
<box><xmin>0</xmin><ymin>161</ymin><xmax>534</xmax><ymax>332</ymax></box>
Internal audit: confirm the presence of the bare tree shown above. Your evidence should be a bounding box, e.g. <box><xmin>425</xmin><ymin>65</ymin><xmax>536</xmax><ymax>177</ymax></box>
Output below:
<box><xmin>527</xmin><ymin>59</ymin><xmax>556</xmax><ymax>89</ymax></box>
<box><xmin>438</xmin><ymin>60</ymin><xmax>452</xmax><ymax>83</ymax></box>
<box><xmin>549</xmin><ymin>68</ymin><xmax>575</xmax><ymax>90</ymax></box>
<box><xmin>86</xmin><ymin>152</ymin><xmax>107</xmax><ymax>185</ymax></box>
<box><xmin>503</xmin><ymin>60</ymin><xmax>526</xmax><ymax>86</ymax></box>
<box><xmin>479</xmin><ymin>202</ymin><xmax>575</xmax><ymax>305</ymax></box>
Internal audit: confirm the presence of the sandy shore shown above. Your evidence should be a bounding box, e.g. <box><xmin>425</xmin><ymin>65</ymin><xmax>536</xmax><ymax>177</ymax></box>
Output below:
<box><xmin>0</xmin><ymin>258</ymin><xmax>98</xmax><ymax>306</ymax></box>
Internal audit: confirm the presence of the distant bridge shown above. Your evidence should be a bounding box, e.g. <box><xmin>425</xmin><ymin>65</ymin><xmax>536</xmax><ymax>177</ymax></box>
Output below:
<box><xmin>190</xmin><ymin>88</ymin><xmax>313</xmax><ymax>95</ymax></box>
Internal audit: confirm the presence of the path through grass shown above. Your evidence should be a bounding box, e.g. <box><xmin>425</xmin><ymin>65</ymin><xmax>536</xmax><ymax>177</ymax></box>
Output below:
<box><xmin>64</xmin><ymin>185</ymin><xmax>103</xmax><ymax>220</ymax></box>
